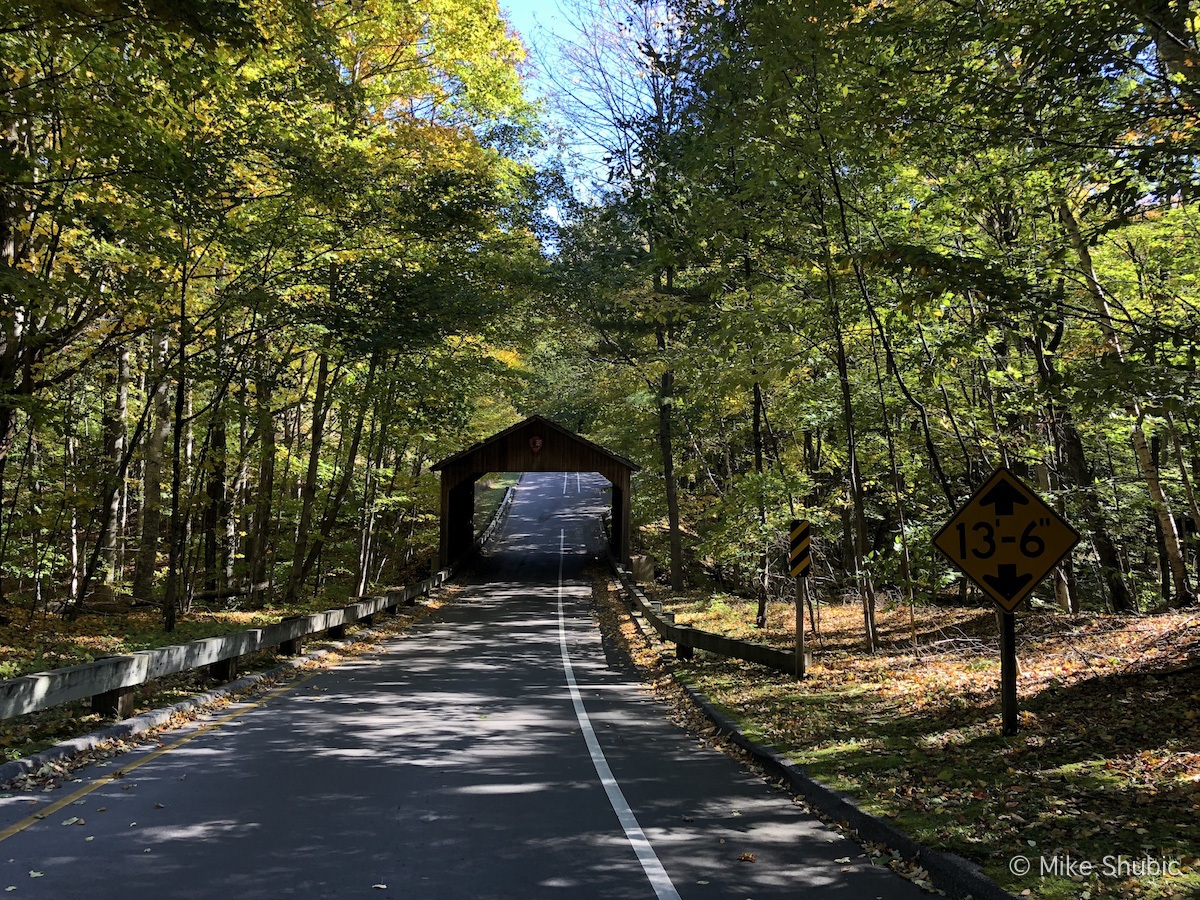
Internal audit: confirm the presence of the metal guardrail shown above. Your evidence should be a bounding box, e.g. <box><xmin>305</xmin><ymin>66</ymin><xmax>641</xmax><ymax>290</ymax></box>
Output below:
<box><xmin>477</xmin><ymin>485</ymin><xmax>514</xmax><ymax>550</ymax></box>
<box><xmin>610</xmin><ymin>562</ymin><xmax>799</xmax><ymax>677</ymax></box>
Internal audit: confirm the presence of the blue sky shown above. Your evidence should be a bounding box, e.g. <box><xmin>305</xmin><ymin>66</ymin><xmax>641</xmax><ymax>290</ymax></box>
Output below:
<box><xmin>500</xmin><ymin>0</ymin><xmax>562</xmax><ymax>48</ymax></box>
<box><xmin>497</xmin><ymin>0</ymin><xmax>610</xmax><ymax>195</ymax></box>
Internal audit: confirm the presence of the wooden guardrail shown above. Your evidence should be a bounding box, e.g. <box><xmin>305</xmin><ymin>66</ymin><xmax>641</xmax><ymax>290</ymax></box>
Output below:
<box><xmin>0</xmin><ymin>477</ymin><xmax>521</xmax><ymax>724</ymax></box>
<box><xmin>0</xmin><ymin>570</ymin><xmax>454</xmax><ymax>722</ymax></box>
<box><xmin>611</xmin><ymin>562</ymin><xmax>799</xmax><ymax>677</ymax></box>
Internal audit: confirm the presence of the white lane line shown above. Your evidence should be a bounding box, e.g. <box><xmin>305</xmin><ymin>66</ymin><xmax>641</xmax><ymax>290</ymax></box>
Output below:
<box><xmin>557</xmin><ymin>529</ymin><xmax>682</xmax><ymax>900</ymax></box>
<box><xmin>563</xmin><ymin>472</ymin><xmax>570</xmax><ymax>495</ymax></box>
<box><xmin>576</xmin><ymin>472</ymin><xmax>581</xmax><ymax>493</ymax></box>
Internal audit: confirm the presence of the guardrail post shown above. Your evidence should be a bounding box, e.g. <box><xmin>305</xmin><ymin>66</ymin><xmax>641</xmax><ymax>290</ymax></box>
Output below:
<box><xmin>279</xmin><ymin>617</ymin><xmax>304</xmax><ymax>656</ymax></box>
<box><xmin>93</xmin><ymin>686</ymin><xmax>136</xmax><ymax>719</ymax></box>
<box><xmin>630</xmin><ymin>554</ymin><xmax>655</xmax><ymax>584</ymax></box>
<box><xmin>327</xmin><ymin>624</ymin><xmax>347</xmax><ymax>639</ymax></box>
<box><xmin>210</xmin><ymin>657</ymin><xmax>239</xmax><ymax>682</ymax></box>
<box><xmin>675</xmin><ymin>625</ymin><xmax>694</xmax><ymax>661</ymax></box>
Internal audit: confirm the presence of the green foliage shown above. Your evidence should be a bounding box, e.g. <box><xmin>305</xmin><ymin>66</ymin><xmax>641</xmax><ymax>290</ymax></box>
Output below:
<box><xmin>0</xmin><ymin>0</ymin><xmax>541</xmax><ymax>617</ymax></box>
<box><xmin>530</xmin><ymin>0</ymin><xmax>1200</xmax><ymax>618</ymax></box>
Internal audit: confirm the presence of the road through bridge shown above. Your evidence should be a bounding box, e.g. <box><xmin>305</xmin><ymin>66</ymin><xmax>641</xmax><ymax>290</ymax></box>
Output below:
<box><xmin>0</xmin><ymin>473</ymin><xmax>926</xmax><ymax>899</ymax></box>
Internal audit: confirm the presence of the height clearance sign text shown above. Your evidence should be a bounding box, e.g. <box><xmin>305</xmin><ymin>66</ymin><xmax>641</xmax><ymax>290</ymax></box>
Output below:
<box><xmin>933</xmin><ymin>468</ymin><xmax>1080</xmax><ymax>612</ymax></box>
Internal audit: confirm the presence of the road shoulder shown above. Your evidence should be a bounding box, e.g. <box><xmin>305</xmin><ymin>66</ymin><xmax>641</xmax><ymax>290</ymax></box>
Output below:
<box><xmin>591</xmin><ymin>567</ymin><xmax>1016</xmax><ymax>900</ymax></box>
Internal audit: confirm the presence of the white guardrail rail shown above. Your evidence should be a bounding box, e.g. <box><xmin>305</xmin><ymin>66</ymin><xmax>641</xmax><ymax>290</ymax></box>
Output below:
<box><xmin>0</xmin><ymin>484</ymin><xmax>518</xmax><ymax>723</ymax></box>
<box><xmin>0</xmin><ymin>570</ymin><xmax>453</xmax><ymax>722</ymax></box>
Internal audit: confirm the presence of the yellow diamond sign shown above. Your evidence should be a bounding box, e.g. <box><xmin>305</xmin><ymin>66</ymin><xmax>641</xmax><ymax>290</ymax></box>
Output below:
<box><xmin>933</xmin><ymin>467</ymin><xmax>1080</xmax><ymax>613</ymax></box>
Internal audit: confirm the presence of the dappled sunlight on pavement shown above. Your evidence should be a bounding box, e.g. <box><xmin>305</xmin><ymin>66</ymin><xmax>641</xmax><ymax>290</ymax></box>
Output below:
<box><xmin>0</xmin><ymin>472</ymin><xmax>926</xmax><ymax>899</ymax></box>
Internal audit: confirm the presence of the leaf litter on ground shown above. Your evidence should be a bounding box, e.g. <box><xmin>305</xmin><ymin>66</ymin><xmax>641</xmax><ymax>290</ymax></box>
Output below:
<box><xmin>610</xmin><ymin>576</ymin><xmax>1198</xmax><ymax>900</ymax></box>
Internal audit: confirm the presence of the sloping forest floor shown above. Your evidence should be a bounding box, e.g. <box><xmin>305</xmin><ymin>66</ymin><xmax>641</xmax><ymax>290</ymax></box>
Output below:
<box><xmin>639</xmin><ymin>582</ymin><xmax>1199</xmax><ymax>900</ymax></box>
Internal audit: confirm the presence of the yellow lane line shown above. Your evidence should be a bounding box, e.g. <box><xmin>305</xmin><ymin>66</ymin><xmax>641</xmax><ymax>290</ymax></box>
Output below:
<box><xmin>0</xmin><ymin>670</ymin><xmax>322</xmax><ymax>844</ymax></box>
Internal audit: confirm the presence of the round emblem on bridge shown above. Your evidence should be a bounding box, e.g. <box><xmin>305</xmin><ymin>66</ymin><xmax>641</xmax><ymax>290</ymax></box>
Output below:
<box><xmin>529</xmin><ymin>436</ymin><xmax>543</xmax><ymax>453</ymax></box>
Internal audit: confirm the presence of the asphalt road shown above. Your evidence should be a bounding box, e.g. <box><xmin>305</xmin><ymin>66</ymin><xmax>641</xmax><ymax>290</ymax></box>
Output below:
<box><xmin>0</xmin><ymin>472</ymin><xmax>927</xmax><ymax>899</ymax></box>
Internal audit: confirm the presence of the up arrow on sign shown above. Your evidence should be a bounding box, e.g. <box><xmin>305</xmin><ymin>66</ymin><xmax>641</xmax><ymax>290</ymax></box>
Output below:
<box><xmin>978</xmin><ymin>478</ymin><xmax>1029</xmax><ymax>517</ymax></box>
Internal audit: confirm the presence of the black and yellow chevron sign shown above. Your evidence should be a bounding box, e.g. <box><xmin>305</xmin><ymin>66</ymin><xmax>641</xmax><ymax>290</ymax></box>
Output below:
<box><xmin>789</xmin><ymin>519</ymin><xmax>811</xmax><ymax>578</ymax></box>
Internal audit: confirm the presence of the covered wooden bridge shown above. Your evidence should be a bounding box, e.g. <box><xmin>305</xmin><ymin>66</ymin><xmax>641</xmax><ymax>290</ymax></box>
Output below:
<box><xmin>432</xmin><ymin>415</ymin><xmax>639</xmax><ymax>565</ymax></box>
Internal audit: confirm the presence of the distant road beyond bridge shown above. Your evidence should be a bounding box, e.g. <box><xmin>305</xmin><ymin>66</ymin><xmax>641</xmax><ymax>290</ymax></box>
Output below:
<box><xmin>0</xmin><ymin>473</ymin><xmax>926</xmax><ymax>899</ymax></box>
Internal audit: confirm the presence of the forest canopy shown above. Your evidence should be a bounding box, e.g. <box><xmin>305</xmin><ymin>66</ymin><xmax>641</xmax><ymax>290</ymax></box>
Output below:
<box><xmin>527</xmin><ymin>0</ymin><xmax>1200</xmax><ymax>637</ymax></box>
<box><xmin>0</xmin><ymin>0</ymin><xmax>539</xmax><ymax>627</ymax></box>
<box><xmin>2</xmin><ymin>0</ymin><xmax>1199</xmax><ymax>635</ymax></box>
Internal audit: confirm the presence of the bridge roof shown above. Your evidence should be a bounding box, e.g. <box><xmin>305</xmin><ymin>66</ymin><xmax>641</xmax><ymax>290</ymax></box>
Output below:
<box><xmin>431</xmin><ymin>415</ymin><xmax>640</xmax><ymax>474</ymax></box>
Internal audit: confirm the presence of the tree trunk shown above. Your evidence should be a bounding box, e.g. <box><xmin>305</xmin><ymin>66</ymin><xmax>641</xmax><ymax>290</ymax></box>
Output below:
<box><xmin>203</xmin><ymin>402</ymin><xmax>228</xmax><ymax>594</ymax></box>
<box><xmin>297</xmin><ymin>353</ymin><xmax>376</xmax><ymax>589</ymax></box>
<box><xmin>75</xmin><ymin>371</ymin><xmax>157</xmax><ymax>617</ymax></box>
<box><xmin>65</xmin><ymin>419</ymin><xmax>80</xmax><ymax>608</ymax></box>
<box><xmin>867</xmin><ymin>326</ymin><xmax>917</xmax><ymax>608</ymax></box>
<box><xmin>1032</xmin><ymin>332</ymin><xmax>1130</xmax><ymax>611</ymax></box>
<box><xmin>656</xmin><ymin>325</ymin><xmax>684</xmax><ymax>590</ymax></box>
<box><xmin>355</xmin><ymin>444</ymin><xmax>380</xmax><ymax>598</ymax></box>
<box><xmin>162</xmin><ymin>266</ymin><xmax>191</xmax><ymax>632</ymax></box>
<box><xmin>1166</xmin><ymin>410</ymin><xmax>1200</xmax><ymax>580</ymax></box>
<box><xmin>285</xmin><ymin>349</ymin><xmax>332</xmax><ymax>605</ymax></box>
<box><xmin>1060</xmin><ymin>410</ymin><xmax>1132</xmax><ymax>610</ymax></box>
<box><xmin>1135</xmin><ymin>422</ymin><xmax>1191</xmax><ymax>606</ymax></box>
<box><xmin>1036</xmin><ymin>461</ymin><xmax>1078</xmax><ymax>613</ymax></box>
<box><xmin>816</xmin><ymin>140</ymin><xmax>881</xmax><ymax>652</ymax></box>
<box><xmin>753</xmin><ymin>381</ymin><xmax>769</xmax><ymax>626</ymax></box>
<box><xmin>0</xmin><ymin>116</ymin><xmax>33</xmax><ymax>581</ymax></box>
<box><xmin>0</xmin><ymin>407</ymin><xmax>17</xmax><ymax>568</ymax></box>
<box><xmin>228</xmin><ymin>375</ymin><xmax>249</xmax><ymax>587</ymax></box>
<box><xmin>132</xmin><ymin>332</ymin><xmax>171</xmax><ymax>604</ymax></box>
<box><xmin>1059</xmin><ymin>198</ymin><xmax>1193</xmax><ymax>607</ymax></box>
<box><xmin>203</xmin><ymin>321</ymin><xmax>229</xmax><ymax>594</ymax></box>
<box><xmin>101</xmin><ymin>348</ymin><xmax>130</xmax><ymax>583</ymax></box>
<box><xmin>833</xmin><ymin>310</ymin><xmax>877</xmax><ymax>651</ymax></box>
<box><xmin>247</xmin><ymin>342</ymin><xmax>276</xmax><ymax>591</ymax></box>
<box><xmin>355</xmin><ymin>387</ymin><xmax>390</xmax><ymax>597</ymax></box>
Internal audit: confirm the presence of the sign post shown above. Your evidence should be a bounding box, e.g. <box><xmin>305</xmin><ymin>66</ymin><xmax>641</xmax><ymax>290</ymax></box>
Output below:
<box><xmin>932</xmin><ymin>468</ymin><xmax>1080</xmax><ymax>735</ymax></box>
<box><xmin>789</xmin><ymin>519</ymin><xmax>812</xmax><ymax>679</ymax></box>
<box><xmin>1000</xmin><ymin>610</ymin><xmax>1018</xmax><ymax>735</ymax></box>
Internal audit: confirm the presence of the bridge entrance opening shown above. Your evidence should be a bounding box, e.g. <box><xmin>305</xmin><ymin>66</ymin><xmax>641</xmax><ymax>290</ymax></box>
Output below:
<box><xmin>432</xmin><ymin>416</ymin><xmax>639</xmax><ymax>565</ymax></box>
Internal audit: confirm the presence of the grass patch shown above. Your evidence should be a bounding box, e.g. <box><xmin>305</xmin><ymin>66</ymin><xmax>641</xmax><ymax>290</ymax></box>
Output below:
<box><xmin>475</xmin><ymin>472</ymin><xmax>521</xmax><ymax>534</ymax></box>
